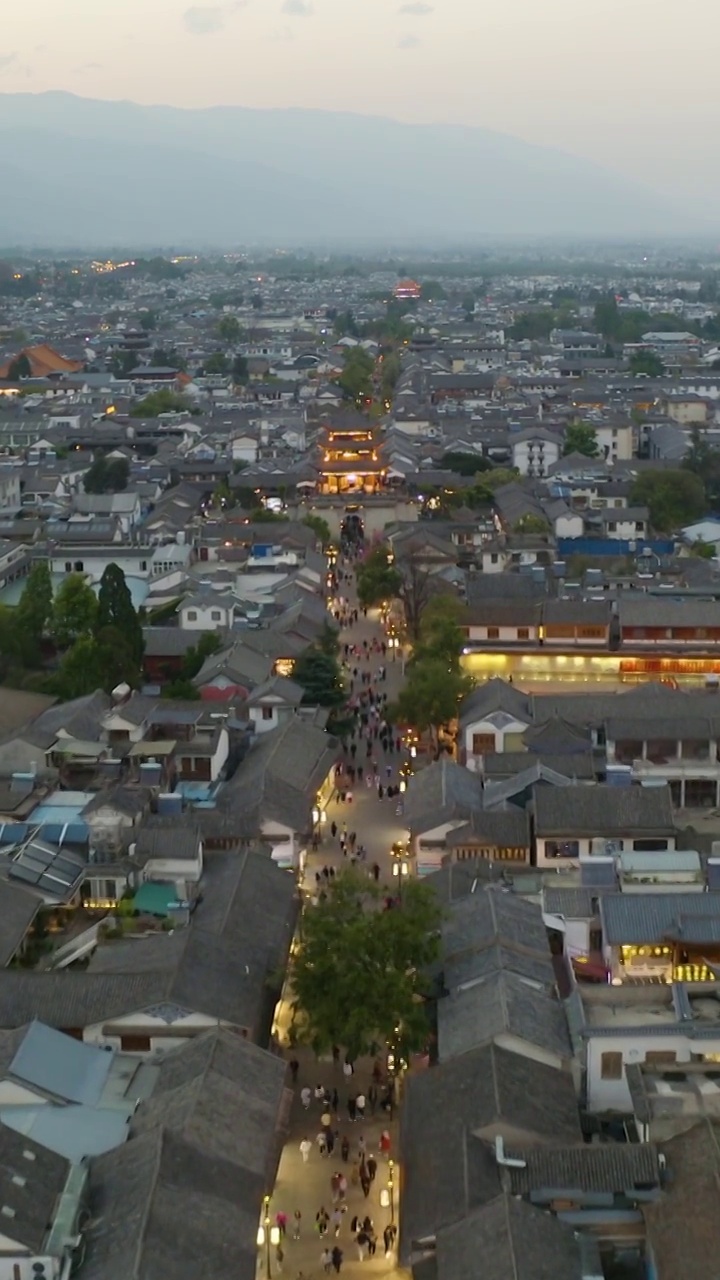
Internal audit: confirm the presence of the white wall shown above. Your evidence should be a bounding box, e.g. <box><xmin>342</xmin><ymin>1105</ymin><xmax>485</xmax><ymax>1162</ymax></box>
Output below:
<box><xmin>586</xmin><ymin>1030</ymin><xmax>717</xmax><ymax>1112</ymax></box>
<box><xmin>180</xmin><ymin>603</ymin><xmax>234</xmax><ymax>631</ymax></box>
<box><xmin>462</xmin><ymin>713</ymin><xmax>529</xmax><ymax>763</ymax></box>
<box><xmin>84</xmin><ymin>1009</ymin><xmax>220</xmax><ymax>1052</ymax></box>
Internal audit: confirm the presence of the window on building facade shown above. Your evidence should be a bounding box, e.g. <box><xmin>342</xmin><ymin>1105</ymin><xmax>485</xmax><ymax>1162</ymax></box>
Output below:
<box><xmin>472</xmin><ymin>733</ymin><xmax>496</xmax><ymax>755</ymax></box>
<box><xmin>545</xmin><ymin>840</ymin><xmax>580</xmax><ymax>859</ymax></box>
<box><xmin>487</xmin><ymin>627</ymin><xmax>499</xmax><ymax>640</ymax></box>
<box><xmin>187</xmin><ymin>610</ymin><xmax>197</xmax><ymax>621</ymax></box>
<box><xmin>601</xmin><ymin>1052</ymin><xmax>623</xmax><ymax>1079</ymax></box>
<box><xmin>517</xmin><ymin>628</ymin><xmax>530</xmax><ymax>641</ymax></box>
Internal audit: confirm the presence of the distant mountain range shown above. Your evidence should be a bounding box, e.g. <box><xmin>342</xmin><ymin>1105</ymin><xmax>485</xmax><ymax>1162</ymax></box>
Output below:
<box><xmin>0</xmin><ymin>91</ymin><xmax>705</xmax><ymax>248</ymax></box>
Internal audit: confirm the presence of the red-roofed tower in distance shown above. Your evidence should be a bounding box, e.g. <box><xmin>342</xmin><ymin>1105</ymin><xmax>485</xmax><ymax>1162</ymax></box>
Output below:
<box><xmin>393</xmin><ymin>279</ymin><xmax>421</xmax><ymax>302</ymax></box>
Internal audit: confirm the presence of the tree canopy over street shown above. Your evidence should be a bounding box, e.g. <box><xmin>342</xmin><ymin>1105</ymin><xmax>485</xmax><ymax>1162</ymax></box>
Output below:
<box><xmin>291</xmin><ymin>870</ymin><xmax>442</xmax><ymax>1061</ymax></box>
<box><xmin>563</xmin><ymin>422</ymin><xmax>599</xmax><ymax>457</ymax></box>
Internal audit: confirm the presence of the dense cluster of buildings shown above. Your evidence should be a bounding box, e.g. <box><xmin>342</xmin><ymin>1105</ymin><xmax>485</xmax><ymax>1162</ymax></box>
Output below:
<box><xmin>1</xmin><ymin>250</ymin><xmax>720</xmax><ymax>1279</ymax></box>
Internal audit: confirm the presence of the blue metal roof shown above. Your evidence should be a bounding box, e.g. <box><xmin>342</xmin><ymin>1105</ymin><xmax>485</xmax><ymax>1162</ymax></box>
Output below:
<box><xmin>10</xmin><ymin>1021</ymin><xmax>114</xmax><ymax>1106</ymax></box>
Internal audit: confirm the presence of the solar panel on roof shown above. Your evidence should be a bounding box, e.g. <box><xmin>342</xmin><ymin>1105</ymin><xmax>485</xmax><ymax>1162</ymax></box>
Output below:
<box><xmin>8</xmin><ymin>864</ymin><xmax>41</xmax><ymax>886</ymax></box>
<box><xmin>39</xmin><ymin>872</ymin><xmax>74</xmax><ymax>892</ymax></box>
<box><xmin>0</xmin><ymin>824</ymin><xmax>28</xmax><ymax>844</ymax></box>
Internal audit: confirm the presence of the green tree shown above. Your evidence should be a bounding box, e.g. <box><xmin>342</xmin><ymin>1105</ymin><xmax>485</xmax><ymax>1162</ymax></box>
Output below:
<box><xmin>419</xmin><ymin>281</ymin><xmax>446</xmax><ymax>301</ymax></box>
<box><xmin>8</xmin><ymin>353</ymin><xmax>32</xmax><ymax>380</ymax></box>
<box><xmin>508</xmin><ymin>311</ymin><xmax>556</xmax><ymax>341</ymax></box>
<box><xmin>16</xmin><ymin>561</ymin><xmax>53</xmax><ymax>658</ymax></box>
<box><xmin>130</xmin><ymin>390</ymin><xmax>189</xmax><ymax>418</ymax></box>
<box><xmin>217</xmin><ymin>315</ymin><xmax>242</xmax><ymax>342</ymax></box>
<box><xmin>683</xmin><ymin>428</ymin><xmax>720</xmax><ymax>509</ymax></box>
<box><xmin>232</xmin><ymin>353</ymin><xmax>249</xmax><ymax>383</ymax></box>
<box><xmin>291</xmin><ymin>870</ymin><xmax>441</xmax><ymax>1060</ymax></box>
<box><xmin>292</xmin><ymin>647</ymin><xmax>345</xmax><ymax>711</ymax></box>
<box><xmin>54</xmin><ymin>626</ymin><xmax>139</xmax><ymax>699</ymax></box>
<box><xmin>151</xmin><ymin>347</ymin><xmax>187</xmax><ymax>371</ymax></box>
<box><xmin>333</xmin><ymin>311</ymin><xmax>360</xmax><ymax>339</ymax></box>
<box><xmin>52</xmin><ymin>574</ymin><xmax>98</xmax><ymax>650</ymax></box>
<box><xmin>413</xmin><ymin>596</ymin><xmax>467</xmax><ymax>670</ymax></box>
<box><xmin>440</xmin><ymin>450</ymin><xmax>492</xmax><ymax>476</ymax></box>
<box><xmin>629</xmin><ymin>351</ymin><xmax>665</xmax><ymax>377</ymax></box>
<box><xmin>204</xmin><ymin>352</ymin><xmax>230</xmax><ymax>375</ymax></box>
<box><xmin>630</xmin><ymin>469</ymin><xmax>706</xmax><ymax>533</ymax></box>
<box><xmin>393</xmin><ymin>658</ymin><xmax>473</xmax><ymax>745</ymax></box>
<box><xmin>302</xmin><ymin>514</ymin><xmax>332</xmax><ymax>548</ymax></box>
<box><xmin>356</xmin><ymin>547</ymin><xmax>402</xmax><ymax>610</ymax></box>
<box><xmin>111</xmin><ymin>349</ymin><xmax>139</xmax><ymax>378</ymax></box>
<box><xmin>251</xmin><ymin>293</ymin><xmax>263</xmax><ymax>311</ymax></box>
<box><xmin>333</xmin><ymin>345</ymin><xmax>371</xmax><ymax>399</ymax></box>
<box><xmin>380</xmin><ymin>352</ymin><xmax>401</xmax><ymax>398</ymax></box>
<box><xmin>83</xmin><ymin>454</ymin><xmax>129</xmax><ymax>493</ymax></box>
<box><xmin>336</xmin><ymin>347</ymin><xmax>374</xmax><ymax>404</ymax></box>
<box><xmin>563</xmin><ymin>422</ymin><xmax>600</xmax><ymax>458</ymax></box>
<box><xmin>514</xmin><ymin>514</ymin><xmax>550</xmax><ymax>534</ymax></box>
<box><xmin>593</xmin><ymin>294</ymin><xmax>621</xmax><ymax>339</ymax></box>
<box><xmin>96</xmin><ymin>564</ymin><xmax>144</xmax><ymax>665</ymax></box>
<box><xmin>138</xmin><ymin>310</ymin><xmax>157</xmax><ymax>331</ymax></box>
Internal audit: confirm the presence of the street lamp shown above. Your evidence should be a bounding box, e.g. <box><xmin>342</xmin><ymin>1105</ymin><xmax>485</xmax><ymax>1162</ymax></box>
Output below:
<box><xmin>257</xmin><ymin>1195</ymin><xmax>280</xmax><ymax>1278</ymax></box>
<box><xmin>380</xmin><ymin>1158</ymin><xmax>396</xmax><ymax>1223</ymax></box>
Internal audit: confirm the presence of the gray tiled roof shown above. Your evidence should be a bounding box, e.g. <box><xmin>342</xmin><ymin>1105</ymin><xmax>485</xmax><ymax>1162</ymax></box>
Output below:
<box><xmin>534</xmin><ymin>783</ymin><xmax>675</xmax><ymax>836</ymax></box>
<box><xmin>400</xmin><ymin>1045</ymin><xmax>581</xmax><ymax>1260</ymax></box>
<box><xmin>0</xmin><ymin>851</ymin><xmax>297</xmax><ymax>1038</ymax></box>
<box><xmin>132</xmin><ymin>1028</ymin><xmax>288</xmax><ymax>1181</ymax></box>
<box><xmin>84</xmin><ymin>1129</ymin><xmax>259</xmax><ymax>1280</ymax></box>
<box><xmin>600</xmin><ymin>891</ymin><xmax>720</xmax><ymax>945</ymax></box>
<box><xmin>459</xmin><ymin>678</ymin><xmax>531</xmax><ymax>729</ymax></box>
<box><xmin>543</xmin><ymin>887</ymin><xmax>601</xmax><ymax>919</ymax></box>
<box><xmin>444</xmin><ymin>808</ymin><xmax>530</xmax><ymax>849</ymax></box>
<box><xmin>444</xmin><ymin>941</ymin><xmax>556</xmax><ymax>992</ymax></box>
<box><xmin>0</xmin><ymin>881</ymin><xmax>41</xmax><ymax>966</ymax></box>
<box><xmin>434</xmin><ymin>1196</ymin><xmax>583</xmax><ymax>1280</ymax></box>
<box><xmin>216</xmin><ymin>718</ymin><xmax>338</xmax><ymax>834</ymax></box>
<box><xmin>437</xmin><ymin>971</ymin><xmax>572</xmax><ymax>1063</ymax></box>
<box><xmin>442</xmin><ymin>887</ymin><xmax>551</xmax><ymax>961</ymax></box>
<box><xmin>0</xmin><ymin>1123</ymin><xmax>71</xmax><ymax>1253</ymax></box>
<box><xmin>505</xmin><ymin>1142</ymin><xmax>660</xmax><ymax>1194</ymax></box>
<box><xmin>404</xmin><ymin>759</ymin><xmax>484</xmax><ymax>833</ymax></box>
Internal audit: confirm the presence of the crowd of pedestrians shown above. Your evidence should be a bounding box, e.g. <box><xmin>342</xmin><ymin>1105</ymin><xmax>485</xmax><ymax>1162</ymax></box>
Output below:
<box><xmin>268</xmin><ymin>544</ymin><xmax>403</xmax><ymax>1276</ymax></box>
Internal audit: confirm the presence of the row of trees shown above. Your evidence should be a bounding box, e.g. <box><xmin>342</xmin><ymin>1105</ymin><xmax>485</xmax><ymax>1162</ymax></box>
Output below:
<box><xmin>0</xmin><ymin>562</ymin><xmax>145</xmax><ymax>699</ymax></box>
<box><xmin>393</xmin><ymin>597</ymin><xmax>473</xmax><ymax>748</ymax></box>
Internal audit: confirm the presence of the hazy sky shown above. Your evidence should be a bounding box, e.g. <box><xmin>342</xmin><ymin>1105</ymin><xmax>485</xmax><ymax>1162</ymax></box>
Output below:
<box><xmin>1</xmin><ymin>0</ymin><xmax>719</xmax><ymax>189</ymax></box>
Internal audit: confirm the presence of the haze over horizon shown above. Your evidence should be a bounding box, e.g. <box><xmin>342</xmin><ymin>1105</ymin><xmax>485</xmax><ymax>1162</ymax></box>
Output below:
<box><xmin>2</xmin><ymin>0</ymin><xmax>719</xmax><ymax>203</ymax></box>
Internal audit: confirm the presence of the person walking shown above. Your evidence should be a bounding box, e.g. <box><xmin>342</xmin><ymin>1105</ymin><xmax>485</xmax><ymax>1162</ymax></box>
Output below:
<box><xmin>326</xmin><ymin>1129</ymin><xmax>336</xmax><ymax>1157</ymax></box>
<box><xmin>299</xmin><ymin>1136</ymin><xmax>312</xmax><ymax>1163</ymax></box>
<box><xmin>314</xmin><ymin>1083</ymin><xmax>325</xmax><ymax>1102</ymax></box>
<box><xmin>316</xmin><ymin>1207</ymin><xmax>329</xmax><ymax>1237</ymax></box>
<box><xmin>366</xmin><ymin>1153</ymin><xmax>377</xmax><ymax>1182</ymax></box>
<box><xmin>275</xmin><ymin>1243</ymin><xmax>284</xmax><ymax>1272</ymax></box>
<box><xmin>316</xmin><ymin>1131</ymin><xmax>327</xmax><ymax>1158</ymax></box>
<box><xmin>331</xmin><ymin>1245</ymin><xmax>343</xmax><ymax>1274</ymax></box>
<box><xmin>355</xmin><ymin>1092</ymin><xmax>366</xmax><ymax>1121</ymax></box>
<box><xmin>275</xmin><ymin>1211</ymin><xmax>287</xmax><ymax>1238</ymax></box>
<box><xmin>331</xmin><ymin>1087</ymin><xmax>339</xmax><ymax>1114</ymax></box>
<box><xmin>321</xmin><ymin>1247</ymin><xmax>332</xmax><ymax>1272</ymax></box>
<box><xmin>383</xmin><ymin>1223</ymin><xmax>397</xmax><ymax>1256</ymax></box>
<box><xmin>292</xmin><ymin>1210</ymin><xmax>302</xmax><ymax>1240</ymax></box>
<box><xmin>340</xmin><ymin>1134</ymin><xmax>350</xmax><ymax>1162</ymax></box>
<box><xmin>331</xmin><ymin>1207</ymin><xmax>344</xmax><ymax>1237</ymax></box>
<box><xmin>347</xmin><ymin>1095</ymin><xmax>356</xmax><ymax>1122</ymax></box>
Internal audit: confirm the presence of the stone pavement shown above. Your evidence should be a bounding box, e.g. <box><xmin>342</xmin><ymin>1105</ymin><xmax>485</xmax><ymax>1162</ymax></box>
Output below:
<box><xmin>263</xmin><ymin>563</ymin><xmax>412</xmax><ymax>1279</ymax></box>
<box><xmin>267</xmin><ymin>1049</ymin><xmax>403</xmax><ymax>1280</ymax></box>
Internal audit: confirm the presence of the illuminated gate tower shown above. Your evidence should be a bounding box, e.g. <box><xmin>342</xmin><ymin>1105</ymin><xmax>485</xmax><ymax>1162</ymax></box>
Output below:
<box><xmin>319</xmin><ymin>423</ymin><xmax>385</xmax><ymax>495</ymax></box>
